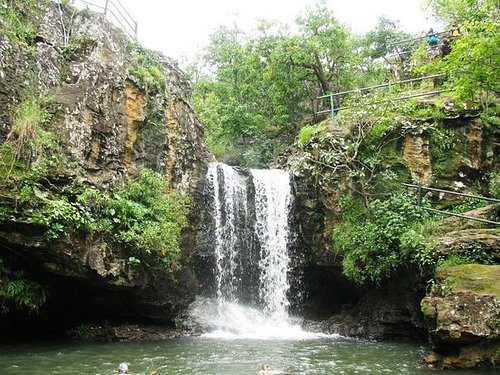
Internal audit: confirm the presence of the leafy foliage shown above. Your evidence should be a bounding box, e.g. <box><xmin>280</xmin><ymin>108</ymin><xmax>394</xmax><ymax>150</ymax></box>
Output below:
<box><xmin>332</xmin><ymin>193</ymin><xmax>428</xmax><ymax>284</ymax></box>
<box><xmin>356</xmin><ymin>17</ymin><xmax>415</xmax><ymax>84</ymax></box>
<box><xmin>423</xmin><ymin>0</ymin><xmax>499</xmax><ymax>104</ymax></box>
<box><xmin>104</xmin><ymin>169</ymin><xmax>190</xmax><ymax>264</ymax></box>
<box><xmin>26</xmin><ymin>169</ymin><xmax>191</xmax><ymax>268</ymax></box>
<box><xmin>128</xmin><ymin>43</ymin><xmax>167</xmax><ymax>94</ymax></box>
<box><xmin>191</xmin><ymin>0</ymin><xmax>498</xmax><ymax>168</ymax></box>
<box><xmin>191</xmin><ymin>4</ymin><xmax>381</xmax><ymax>167</ymax></box>
<box><xmin>0</xmin><ymin>0</ymin><xmax>47</xmax><ymax>45</ymax></box>
<box><xmin>293</xmin><ymin>1</ymin><xmax>355</xmax><ymax>95</ymax></box>
<box><xmin>437</xmin><ymin>19</ymin><xmax>498</xmax><ymax>103</ymax></box>
<box><xmin>426</xmin><ymin>0</ymin><xmax>498</xmax><ymax>25</ymax></box>
<box><xmin>0</xmin><ymin>258</ymin><xmax>47</xmax><ymax>313</ymax></box>
<box><xmin>297</xmin><ymin>123</ymin><xmax>327</xmax><ymax>148</ymax></box>
<box><xmin>361</xmin><ymin>17</ymin><xmax>414</xmax><ymax>61</ymax></box>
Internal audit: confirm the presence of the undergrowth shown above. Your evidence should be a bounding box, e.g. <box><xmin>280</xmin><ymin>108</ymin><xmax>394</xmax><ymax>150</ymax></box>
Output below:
<box><xmin>11</xmin><ymin>169</ymin><xmax>191</xmax><ymax>270</ymax></box>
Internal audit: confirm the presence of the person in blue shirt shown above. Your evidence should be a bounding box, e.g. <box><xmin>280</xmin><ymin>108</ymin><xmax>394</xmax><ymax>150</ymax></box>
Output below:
<box><xmin>427</xmin><ymin>28</ymin><xmax>439</xmax><ymax>46</ymax></box>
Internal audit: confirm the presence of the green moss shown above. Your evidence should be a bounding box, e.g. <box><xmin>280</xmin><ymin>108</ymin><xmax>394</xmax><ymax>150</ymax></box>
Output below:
<box><xmin>0</xmin><ymin>0</ymin><xmax>47</xmax><ymax>45</ymax></box>
<box><xmin>437</xmin><ymin>264</ymin><xmax>500</xmax><ymax>297</ymax></box>
<box><xmin>127</xmin><ymin>43</ymin><xmax>166</xmax><ymax>94</ymax></box>
<box><xmin>297</xmin><ymin>122</ymin><xmax>327</xmax><ymax>148</ymax></box>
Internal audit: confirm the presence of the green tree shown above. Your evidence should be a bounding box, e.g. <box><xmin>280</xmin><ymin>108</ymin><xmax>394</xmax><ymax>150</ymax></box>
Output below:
<box><xmin>426</xmin><ymin>0</ymin><xmax>498</xmax><ymax>24</ymax></box>
<box><xmin>424</xmin><ymin>0</ymin><xmax>499</xmax><ymax>103</ymax></box>
<box><xmin>358</xmin><ymin>17</ymin><xmax>414</xmax><ymax>82</ymax></box>
<box><xmin>291</xmin><ymin>1</ymin><xmax>355</xmax><ymax>96</ymax></box>
<box><xmin>192</xmin><ymin>23</ymin><xmax>309</xmax><ymax>166</ymax></box>
<box><xmin>192</xmin><ymin>3</ymin><xmax>360</xmax><ymax>166</ymax></box>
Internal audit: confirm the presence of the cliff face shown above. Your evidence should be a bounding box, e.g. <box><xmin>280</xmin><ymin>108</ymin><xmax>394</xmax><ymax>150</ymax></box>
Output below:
<box><xmin>0</xmin><ymin>1</ymin><xmax>211</xmax><ymax>336</ymax></box>
<box><xmin>421</xmin><ymin>265</ymin><xmax>500</xmax><ymax>369</ymax></box>
<box><xmin>280</xmin><ymin>97</ymin><xmax>499</xmax><ymax>366</ymax></box>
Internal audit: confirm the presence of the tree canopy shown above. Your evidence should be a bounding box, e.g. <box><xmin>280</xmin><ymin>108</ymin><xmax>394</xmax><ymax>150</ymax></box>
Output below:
<box><xmin>191</xmin><ymin>0</ymin><xmax>499</xmax><ymax>167</ymax></box>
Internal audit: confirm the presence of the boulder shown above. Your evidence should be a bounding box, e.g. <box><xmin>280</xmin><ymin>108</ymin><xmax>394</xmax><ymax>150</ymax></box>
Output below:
<box><xmin>421</xmin><ymin>264</ymin><xmax>500</xmax><ymax>369</ymax></box>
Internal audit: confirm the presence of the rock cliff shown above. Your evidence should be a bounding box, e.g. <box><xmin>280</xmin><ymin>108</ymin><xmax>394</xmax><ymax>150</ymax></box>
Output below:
<box><xmin>279</xmin><ymin>96</ymin><xmax>499</xmax><ymax>368</ymax></box>
<box><xmin>421</xmin><ymin>264</ymin><xmax>500</xmax><ymax>369</ymax></box>
<box><xmin>0</xmin><ymin>1</ymin><xmax>211</xmax><ymax>337</ymax></box>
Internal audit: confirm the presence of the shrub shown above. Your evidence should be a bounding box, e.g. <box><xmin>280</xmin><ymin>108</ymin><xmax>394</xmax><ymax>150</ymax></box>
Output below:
<box><xmin>297</xmin><ymin>123</ymin><xmax>327</xmax><ymax>148</ymax></box>
<box><xmin>0</xmin><ymin>258</ymin><xmax>47</xmax><ymax>313</ymax></box>
<box><xmin>332</xmin><ymin>193</ymin><xmax>427</xmax><ymax>284</ymax></box>
<box><xmin>12</xmin><ymin>169</ymin><xmax>190</xmax><ymax>271</ymax></box>
<box><xmin>76</xmin><ymin>169</ymin><xmax>191</xmax><ymax>268</ymax></box>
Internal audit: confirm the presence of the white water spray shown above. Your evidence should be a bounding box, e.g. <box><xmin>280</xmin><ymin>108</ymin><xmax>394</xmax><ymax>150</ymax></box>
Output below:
<box><xmin>207</xmin><ymin>163</ymin><xmax>249</xmax><ymax>302</ymax></box>
<box><xmin>252</xmin><ymin>169</ymin><xmax>293</xmax><ymax>321</ymax></box>
<box><xmin>192</xmin><ymin>163</ymin><xmax>325</xmax><ymax>339</ymax></box>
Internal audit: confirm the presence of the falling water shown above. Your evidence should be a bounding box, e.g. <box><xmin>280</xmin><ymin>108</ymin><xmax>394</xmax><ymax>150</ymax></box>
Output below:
<box><xmin>191</xmin><ymin>162</ymin><xmax>323</xmax><ymax>339</ymax></box>
<box><xmin>207</xmin><ymin>163</ymin><xmax>251</xmax><ymax>302</ymax></box>
<box><xmin>252</xmin><ymin>169</ymin><xmax>293</xmax><ymax>321</ymax></box>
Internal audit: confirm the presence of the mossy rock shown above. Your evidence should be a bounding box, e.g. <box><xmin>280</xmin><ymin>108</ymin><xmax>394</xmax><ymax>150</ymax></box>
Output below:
<box><xmin>436</xmin><ymin>264</ymin><xmax>500</xmax><ymax>297</ymax></box>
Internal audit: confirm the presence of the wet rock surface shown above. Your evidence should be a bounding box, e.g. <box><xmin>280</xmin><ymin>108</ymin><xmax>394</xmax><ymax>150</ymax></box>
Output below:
<box><xmin>70</xmin><ymin>323</ymin><xmax>186</xmax><ymax>342</ymax></box>
<box><xmin>0</xmin><ymin>1</ymin><xmax>211</xmax><ymax>336</ymax></box>
<box><xmin>421</xmin><ymin>264</ymin><xmax>500</xmax><ymax>369</ymax></box>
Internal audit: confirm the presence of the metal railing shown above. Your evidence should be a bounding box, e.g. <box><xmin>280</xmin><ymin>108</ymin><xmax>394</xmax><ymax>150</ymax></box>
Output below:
<box><xmin>386</xmin><ymin>31</ymin><xmax>448</xmax><ymax>52</ymax></box>
<box><xmin>316</xmin><ymin>74</ymin><xmax>448</xmax><ymax>125</ymax></box>
<box><xmin>71</xmin><ymin>0</ymin><xmax>138</xmax><ymax>39</ymax></box>
<box><xmin>403</xmin><ymin>183</ymin><xmax>500</xmax><ymax>225</ymax></box>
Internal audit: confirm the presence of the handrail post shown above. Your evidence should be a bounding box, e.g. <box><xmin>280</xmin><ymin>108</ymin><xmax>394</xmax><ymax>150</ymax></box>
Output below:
<box><xmin>104</xmin><ymin>0</ymin><xmax>109</xmax><ymax>15</ymax></box>
<box><xmin>330</xmin><ymin>94</ymin><xmax>335</xmax><ymax>126</ymax></box>
<box><xmin>417</xmin><ymin>184</ymin><xmax>422</xmax><ymax>207</ymax></box>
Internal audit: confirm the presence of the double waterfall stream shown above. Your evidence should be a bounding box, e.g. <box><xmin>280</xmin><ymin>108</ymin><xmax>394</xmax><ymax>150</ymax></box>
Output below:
<box><xmin>191</xmin><ymin>162</ymin><xmax>319</xmax><ymax>339</ymax></box>
<box><xmin>0</xmin><ymin>162</ymin><xmax>491</xmax><ymax>374</ymax></box>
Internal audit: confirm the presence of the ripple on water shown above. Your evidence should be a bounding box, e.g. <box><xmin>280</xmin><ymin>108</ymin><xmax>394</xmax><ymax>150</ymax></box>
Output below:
<box><xmin>0</xmin><ymin>338</ymin><xmax>497</xmax><ymax>375</ymax></box>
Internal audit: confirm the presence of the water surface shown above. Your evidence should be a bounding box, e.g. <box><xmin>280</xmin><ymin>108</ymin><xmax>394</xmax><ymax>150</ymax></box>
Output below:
<box><xmin>0</xmin><ymin>337</ymin><xmax>495</xmax><ymax>375</ymax></box>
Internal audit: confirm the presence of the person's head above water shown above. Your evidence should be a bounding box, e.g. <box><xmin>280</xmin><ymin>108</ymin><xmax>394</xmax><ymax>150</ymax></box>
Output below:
<box><xmin>118</xmin><ymin>363</ymin><xmax>129</xmax><ymax>374</ymax></box>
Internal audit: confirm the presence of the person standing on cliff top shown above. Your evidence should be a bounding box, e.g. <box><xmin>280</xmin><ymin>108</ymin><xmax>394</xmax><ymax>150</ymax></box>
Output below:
<box><xmin>427</xmin><ymin>28</ymin><xmax>439</xmax><ymax>46</ymax></box>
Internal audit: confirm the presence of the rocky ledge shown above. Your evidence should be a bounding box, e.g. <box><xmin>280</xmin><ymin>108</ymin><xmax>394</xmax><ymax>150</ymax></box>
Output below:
<box><xmin>421</xmin><ymin>264</ymin><xmax>500</xmax><ymax>370</ymax></box>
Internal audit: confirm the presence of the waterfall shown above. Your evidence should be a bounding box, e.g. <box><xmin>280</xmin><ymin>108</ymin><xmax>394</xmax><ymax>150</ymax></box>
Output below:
<box><xmin>207</xmin><ymin>163</ymin><xmax>293</xmax><ymax>313</ymax></box>
<box><xmin>207</xmin><ymin>163</ymin><xmax>251</xmax><ymax>302</ymax></box>
<box><xmin>252</xmin><ymin>169</ymin><xmax>293</xmax><ymax>321</ymax></box>
<box><xmin>190</xmin><ymin>162</ymin><xmax>323</xmax><ymax>339</ymax></box>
